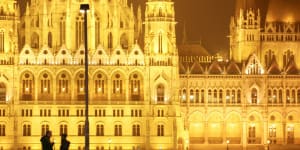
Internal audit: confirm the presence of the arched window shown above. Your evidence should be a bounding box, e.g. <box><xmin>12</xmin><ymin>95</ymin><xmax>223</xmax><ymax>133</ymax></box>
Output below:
<box><xmin>283</xmin><ymin>50</ymin><xmax>293</xmax><ymax>67</ymax></box>
<box><xmin>96</xmin><ymin>124</ymin><xmax>104</xmax><ymax>136</ymax></box>
<box><xmin>157</xmin><ymin>124</ymin><xmax>164</xmax><ymax>136</ymax></box>
<box><xmin>132</xmin><ymin>124</ymin><xmax>140</xmax><ymax>136</ymax></box>
<box><xmin>130</xmin><ymin>73</ymin><xmax>142</xmax><ymax>101</ymax></box>
<box><xmin>219</xmin><ymin>89</ymin><xmax>223</xmax><ymax>103</ymax></box>
<box><xmin>273</xmin><ymin>89</ymin><xmax>277</xmax><ymax>103</ymax></box>
<box><xmin>78</xmin><ymin>124</ymin><xmax>85</xmax><ymax>136</ymax></box>
<box><xmin>237</xmin><ymin>89</ymin><xmax>241</xmax><ymax>103</ymax></box>
<box><xmin>251</xmin><ymin>88</ymin><xmax>258</xmax><ymax>104</ymax></box>
<box><xmin>76</xmin><ymin>14</ymin><xmax>84</xmax><ymax>48</ymax></box>
<box><xmin>95</xmin><ymin>73</ymin><xmax>105</xmax><ymax>94</ymax></box>
<box><xmin>114</xmin><ymin>124</ymin><xmax>122</xmax><ymax>136</ymax></box>
<box><xmin>23</xmin><ymin>124</ymin><xmax>31</xmax><ymax>136</ymax></box>
<box><xmin>226</xmin><ymin>90</ymin><xmax>230</xmax><ymax>103</ymax></box>
<box><xmin>232</xmin><ymin>90</ymin><xmax>236</xmax><ymax>103</ymax></box>
<box><xmin>207</xmin><ymin>89</ymin><xmax>212</xmax><ymax>103</ymax></box>
<box><xmin>58</xmin><ymin>73</ymin><xmax>69</xmax><ymax>94</ymax></box>
<box><xmin>76</xmin><ymin>73</ymin><xmax>85</xmax><ymax>100</ymax></box>
<box><xmin>286</xmin><ymin>89</ymin><xmax>290</xmax><ymax>104</ymax></box>
<box><xmin>21</xmin><ymin>73</ymin><xmax>34</xmax><ymax>100</ymax></box>
<box><xmin>0</xmin><ymin>124</ymin><xmax>5</xmax><ymax>136</ymax></box>
<box><xmin>278</xmin><ymin>89</ymin><xmax>283</xmax><ymax>103</ymax></box>
<box><xmin>190</xmin><ymin>89</ymin><xmax>194</xmax><ymax>102</ymax></box>
<box><xmin>112</xmin><ymin>73</ymin><xmax>123</xmax><ymax>94</ymax></box>
<box><xmin>0</xmin><ymin>83</ymin><xmax>6</xmax><ymax>102</ymax></box>
<box><xmin>213</xmin><ymin>89</ymin><xmax>217</xmax><ymax>103</ymax></box>
<box><xmin>60</xmin><ymin>124</ymin><xmax>68</xmax><ymax>135</ymax></box>
<box><xmin>40</xmin><ymin>73</ymin><xmax>50</xmax><ymax>94</ymax></box>
<box><xmin>157</xmin><ymin>84</ymin><xmax>164</xmax><ymax>102</ymax></box>
<box><xmin>195</xmin><ymin>89</ymin><xmax>200</xmax><ymax>103</ymax></box>
<box><xmin>41</xmin><ymin>124</ymin><xmax>49</xmax><ymax>136</ymax></box>
<box><xmin>201</xmin><ymin>89</ymin><xmax>205</xmax><ymax>103</ymax></box>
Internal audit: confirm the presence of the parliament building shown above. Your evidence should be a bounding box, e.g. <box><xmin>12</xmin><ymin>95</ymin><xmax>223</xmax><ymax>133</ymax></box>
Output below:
<box><xmin>0</xmin><ymin>0</ymin><xmax>300</xmax><ymax>150</ymax></box>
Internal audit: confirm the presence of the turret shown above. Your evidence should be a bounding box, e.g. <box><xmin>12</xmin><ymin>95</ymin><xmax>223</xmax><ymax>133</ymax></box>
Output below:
<box><xmin>230</xmin><ymin>0</ymin><xmax>261</xmax><ymax>62</ymax></box>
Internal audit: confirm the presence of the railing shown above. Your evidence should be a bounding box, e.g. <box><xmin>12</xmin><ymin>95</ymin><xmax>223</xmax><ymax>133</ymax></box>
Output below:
<box><xmin>248</xmin><ymin>137</ymin><xmax>261</xmax><ymax>144</ymax></box>
<box><xmin>208</xmin><ymin>137</ymin><xmax>223</xmax><ymax>144</ymax></box>
<box><xmin>189</xmin><ymin>137</ymin><xmax>205</xmax><ymax>144</ymax></box>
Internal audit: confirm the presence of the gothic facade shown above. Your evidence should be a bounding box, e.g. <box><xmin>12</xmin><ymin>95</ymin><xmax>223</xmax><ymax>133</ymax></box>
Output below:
<box><xmin>0</xmin><ymin>0</ymin><xmax>299</xmax><ymax>150</ymax></box>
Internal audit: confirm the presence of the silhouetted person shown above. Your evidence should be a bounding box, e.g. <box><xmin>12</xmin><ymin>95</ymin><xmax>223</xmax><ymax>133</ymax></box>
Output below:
<box><xmin>60</xmin><ymin>134</ymin><xmax>70</xmax><ymax>150</ymax></box>
<box><xmin>40</xmin><ymin>130</ymin><xmax>54</xmax><ymax>150</ymax></box>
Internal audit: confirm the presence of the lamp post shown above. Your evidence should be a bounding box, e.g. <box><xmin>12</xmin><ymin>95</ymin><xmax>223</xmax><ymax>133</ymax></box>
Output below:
<box><xmin>267</xmin><ymin>140</ymin><xmax>270</xmax><ymax>150</ymax></box>
<box><xmin>80</xmin><ymin>4</ymin><xmax>90</xmax><ymax>150</ymax></box>
<box><xmin>226</xmin><ymin>140</ymin><xmax>230</xmax><ymax>150</ymax></box>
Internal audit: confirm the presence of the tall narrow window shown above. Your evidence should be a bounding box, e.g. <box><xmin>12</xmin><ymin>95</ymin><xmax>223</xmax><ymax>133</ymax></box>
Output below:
<box><xmin>114</xmin><ymin>124</ymin><xmax>122</xmax><ymax>136</ymax></box>
<box><xmin>41</xmin><ymin>73</ymin><xmax>50</xmax><ymax>94</ymax></box>
<box><xmin>158</xmin><ymin>32</ymin><xmax>162</xmax><ymax>54</ymax></box>
<box><xmin>0</xmin><ymin>83</ymin><xmax>6</xmax><ymax>102</ymax></box>
<box><xmin>287</xmin><ymin>126</ymin><xmax>294</xmax><ymax>144</ymax></box>
<box><xmin>157</xmin><ymin>84</ymin><xmax>164</xmax><ymax>102</ymax></box>
<box><xmin>130</xmin><ymin>74</ymin><xmax>141</xmax><ymax>100</ymax></box>
<box><xmin>95</xmin><ymin>16</ymin><xmax>100</xmax><ymax>47</ymax></box>
<box><xmin>60</xmin><ymin>16</ymin><xmax>66</xmax><ymax>45</ymax></box>
<box><xmin>60</xmin><ymin>124</ymin><xmax>68</xmax><ymax>135</ymax></box>
<box><xmin>48</xmin><ymin>32</ymin><xmax>52</xmax><ymax>48</ymax></box>
<box><xmin>269</xmin><ymin>126</ymin><xmax>276</xmax><ymax>138</ymax></box>
<box><xmin>95</xmin><ymin>73</ymin><xmax>105</xmax><ymax>94</ymax></box>
<box><xmin>0</xmin><ymin>31</ymin><xmax>4</xmax><ymax>53</ymax></box>
<box><xmin>157</xmin><ymin>124</ymin><xmax>164</xmax><ymax>136</ymax></box>
<box><xmin>77</xmin><ymin>73</ymin><xmax>85</xmax><ymax>100</ymax></box>
<box><xmin>78</xmin><ymin>124</ymin><xmax>85</xmax><ymax>136</ymax></box>
<box><xmin>23</xmin><ymin>124</ymin><xmax>31</xmax><ymax>136</ymax></box>
<box><xmin>207</xmin><ymin>89</ymin><xmax>212</xmax><ymax>103</ymax></box>
<box><xmin>108</xmin><ymin>32</ymin><xmax>113</xmax><ymax>49</ymax></box>
<box><xmin>237</xmin><ymin>90</ymin><xmax>241</xmax><ymax>103</ymax></box>
<box><xmin>58</xmin><ymin>73</ymin><xmax>69</xmax><ymax>94</ymax></box>
<box><xmin>113</xmin><ymin>74</ymin><xmax>122</xmax><ymax>94</ymax></box>
<box><xmin>22</xmin><ymin>73</ymin><xmax>34</xmax><ymax>100</ymax></box>
<box><xmin>248</xmin><ymin>126</ymin><xmax>256</xmax><ymax>143</ymax></box>
<box><xmin>251</xmin><ymin>88</ymin><xmax>258</xmax><ymax>104</ymax></box>
<box><xmin>132</xmin><ymin>124</ymin><xmax>140</xmax><ymax>136</ymax></box>
<box><xmin>76</xmin><ymin>14</ymin><xmax>84</xmax><ymax>48</ymax></box>
<box><xmin>195</xmin><ymin>89</ymin><xmax>200</xmax><ymax>103</ymax></box>
<box><xmin>0</xmin><ymin>124</ymin><xmax>5</xmax><ymax>136</ymax></box>
<box><xmin>41</xmin><ymin>124</ymin><xmax>49</xmax><ymax>136</ymax></box>
<box><xmin>96</xmin><ymin>124</ymin><xmax>104</xmax><ymax>136</ymax></box>
<box><xmin>219</xmin><ymin>89</ymin><xmax>223</xmax><ymax>103</ymax></box>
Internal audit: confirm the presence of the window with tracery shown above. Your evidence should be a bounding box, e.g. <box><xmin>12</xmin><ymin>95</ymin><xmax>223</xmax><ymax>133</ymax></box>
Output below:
<box><xmin>76</xmin><ymin>14</ymin><xmax>84</xmax><ymax>48</ymax></box>
<box><xmin>78</xmin><ymin>124</ymin><xmax>85</xmax><ymax>136</ymax></box>
<box><xmin>157</xmin><ymin>124</ymin><xmax>164</xmax><ymax>136</ymax></box>
<box><xmin>95</xmin><ymin>73</ymin><xmax>105</xmax><ymax>94</ymax></box>
<box><xmin>113</xmin><ymin>74</ymin><xmax>122</xmax><ymax>94</ymax></box>
<box><xmin>114</xmin><ymin>124</ymin><xmax>122</xmax><ymax>136</ymax></box>
<box><xmin>96</xmin><ymin>124</ymin><xmax>104</xmax><ymax>136</ymax></box>
<box><xmin>60</xmin><ymin>15</ymin><xmax>66</xmax><ymax>45</ymax></box>
<box><xmin>58</xmin><ymin>73</ymin><xmax>69</xmax><ymax>94</ymax></box>
<box><xmin>283</xmin><ymin>50</ymin><xmax>294</xmax><ymax>67</ymax></box>
<box><xmin>157</xmin><ymin>84</ymin><xmax>164</xmax><ymax>102</ymax></box>
<box><xmin>21</xmin><ymin>73</ymin><xmax>34</xmax><ymax>100</ymax></box>
<box><xmin>23</xmin><ymin>124</ymin><xmax>31</xmax><ymax>136</ymax></box>
<box><xmin>60</xmin><ymin>124</ymin><xmax>68</xmax><ymax>135</ymax></box>
<box><xmin>251</xmin><ymin>88</ymin><xmax>258</xmax><ymax>104</ymax></box>
<box><xmin>41</xmin><ymin>124</ymin><xmax>49</xmax><ymax>136</ymax></box>
<box><xmin>40</xmin><ymin>73</ymin><xmax>50</xmax><ymax>94</ymax></box>
<box><xmin>130</xmin><ymin>74</ymin><xmax>141</xmax><ymax>100</ymax></box>
<box><xmin>132</xmin><ymin>124</ymin><xmax>140</xmax><ymax>136</ymax></box>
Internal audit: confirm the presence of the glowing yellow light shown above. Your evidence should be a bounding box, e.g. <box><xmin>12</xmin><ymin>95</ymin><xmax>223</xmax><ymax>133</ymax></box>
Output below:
<box><xmin>97</xmin><ymin>88</ymin><xmax>102</xmax><ymax>92</ymax></box>
<box><xmin>25</xmin><ymin>87</ymin><xmax>29</xmax><ymax>92</ymax></box>
<box><xmin>62</xmin><ymin>87</ymin><xmax>65</xmax><ymax>92</ymax></box>
<box><xmin>43</xmin><ymin>87</ymin><xmax>47</xmax><ymax>92</ymax></box>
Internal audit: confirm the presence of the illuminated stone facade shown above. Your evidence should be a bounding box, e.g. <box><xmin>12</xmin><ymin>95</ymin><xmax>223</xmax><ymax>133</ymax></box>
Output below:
<box><xmin>0</xmin><ymin>0</ymin><xmax>299</xmax><ymax>150</ymax></box>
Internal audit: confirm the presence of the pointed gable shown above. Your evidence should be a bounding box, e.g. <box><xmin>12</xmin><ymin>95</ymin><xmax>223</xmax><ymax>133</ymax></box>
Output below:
<box><xmin>128</xmin><ymin>43</ymin><xmax>144</xmax><ymax>65</ymax></box>
<box><xmin>111</xmin><ymin>45</ymin><xmax>127</xmax><ymax>65</ymax></box>
<box><xmin>285</xmin><ymin>56</ymin><xmax>298</xmax><ymax>74</ymax></box>
<box><xmin>245</xmin><ymin>54</ymin><xmax>265</xmax><ymax>75</ymax></box>
<box><xmin>55</xmin><ymin>45</ymin><xmax>72</xmax><ymax>65</ymax></box>
<box><xmin>190</xmin><ymin>61</ymin><xmax>204</xmax><ymax>74</ymax></box>
<box><xmin>20</xmin><ymin>44</ymin><xmax>36</xmax><ymax>64</ymax></box>
<box><xmin>91</xmin><ymin>45</ymin><xmax>109</xmax><ymax>65</ymax></box>
<box><xmin>179</xmin><ymin>62</ymin><xmax>187</xmax><ymax>74</ymax></box>
<box><xmin>267</xmin><ymin>56</ymin><xmax>281</xmax><ymax>75</ymax></box>
<box><xmin>37</xmin><ymin>45</ymin><xmax>54</xmax><ymax>65</ymax></box>
<box><xmin>73</xmin><ymin>45</ymin><xmax>86</xmax><ymax>65</ymax></box>
<box><xmin>227</xmin><ymin>60</ymin><xmax>241</xmax><ymax>74</ymax></box>
<box><xmin>208</xmin><ymin>60</ymin><xmax>223</xmax><ymax>74</ymax></box>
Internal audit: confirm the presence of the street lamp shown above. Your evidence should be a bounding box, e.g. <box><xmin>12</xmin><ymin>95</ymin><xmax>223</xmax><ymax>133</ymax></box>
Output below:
<box><xmin>267</xmin><ymin>140</ymin><xmax>270</xmax><ymax>150</ymax></box>
<box><xmin>226</xmin><ymin>140</ymin><xmax>230</xmax><ymax>150</ymax></box>
<box><xmin>108</xmin><ymin>138</ymin><xmax>112</xmax><ymax>150</ymax></box>
<box><xmin>80</xmin><ymin>4</ymin><xmax>90</xmax><ymax>150</ymax></box>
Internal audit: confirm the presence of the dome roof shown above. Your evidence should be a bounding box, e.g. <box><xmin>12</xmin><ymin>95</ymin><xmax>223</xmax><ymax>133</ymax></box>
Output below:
<box><xmin>266</xmin><ymin>0</ymin><xmax>300</xmax><ymax>22</ymax></box>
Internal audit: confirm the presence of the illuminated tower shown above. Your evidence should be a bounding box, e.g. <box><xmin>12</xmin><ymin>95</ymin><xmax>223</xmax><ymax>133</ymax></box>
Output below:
<box><xmin>0</xmin><ymin>0</ymin><xmax>18</xmax><ymax>63</ymax></box>
<box><xmin>230</xmin><ymin>0</ymin><xmax>261</xmax><ymax>62</ymax></box>
<box><xmin>144</xmin><ymin>0</ymin><xmax>180</xmax><ymax>149</ymax></box>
